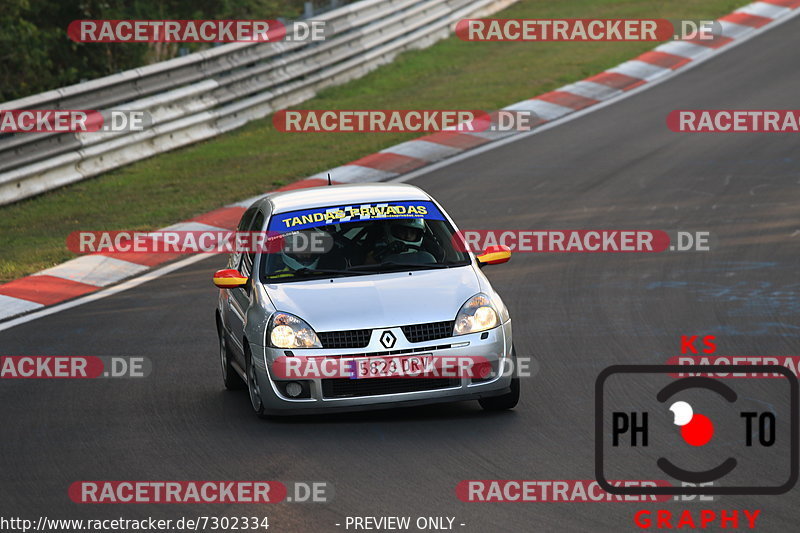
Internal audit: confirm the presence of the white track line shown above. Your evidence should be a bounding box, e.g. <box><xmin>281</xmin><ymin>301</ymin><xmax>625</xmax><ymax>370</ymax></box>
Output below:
<box><xmin>0</xmin><ymin>255</ymin><xmax>210</xmax><ymax>333</ymax></box>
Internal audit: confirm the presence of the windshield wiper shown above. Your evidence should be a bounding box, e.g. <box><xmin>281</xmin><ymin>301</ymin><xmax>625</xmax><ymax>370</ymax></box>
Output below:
<box><xmin>292</xmin><ymin>267</ymin><xmax>357</xmax><ymax>276</ymax></box>
<box><xmin>347</xmin><ymin>261</ymin><xmax>450</xmax><ymax>271</ymax></box>
<box><xmin>263</xmin><ymin>267</ymin><xmax>358</xmax><ymax>280</ymax></box>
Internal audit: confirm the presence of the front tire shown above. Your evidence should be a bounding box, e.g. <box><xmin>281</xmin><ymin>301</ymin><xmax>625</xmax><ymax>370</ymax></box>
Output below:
<box><xmin>218</xmin><ymin>323</ymin><xmax>244</xmax><ymax>390</ymax></box>
<box><xmin>479</xmin><ymin>348</ymin><xmax>520</xmax><ymax>411</ymax></box>
<box><xmin>245</xmin><ymin>347</ymin><xmax>267</xmax><ymax>418</ymax></box>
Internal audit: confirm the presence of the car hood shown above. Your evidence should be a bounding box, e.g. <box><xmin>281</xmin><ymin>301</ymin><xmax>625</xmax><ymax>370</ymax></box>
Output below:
<box><xmin>263</xmin><ymin>266</ymin><xmax>480</xmax><ymax>332</ymax></box>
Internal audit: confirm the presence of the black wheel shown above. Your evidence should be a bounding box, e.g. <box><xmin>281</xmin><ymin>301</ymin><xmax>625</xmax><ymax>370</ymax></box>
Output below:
<box><xmin>479</xmin><ymin>349</ymin><xmax>520</xmax><ymax>411</ymax></box>
<box><xmin>218</xmin><ymin>321</ymin><xmax>245</xmax><ymax>390</ymax></box>
<box><xmin>479</xmin><ymin>376</ymin><xmax>519</xmax><ymax>411</ymax></box>
<box><xmin>245</xmin><ymin>347</ymin><xmax>267</xmax><ymax>418</ymax></box>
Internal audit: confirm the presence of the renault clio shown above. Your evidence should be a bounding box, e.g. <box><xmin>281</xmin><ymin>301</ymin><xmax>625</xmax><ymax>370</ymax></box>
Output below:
<box><xmin>213</xmin><ymin>183</ymin><xmax>517</xmax><ymax>416</ymax></box>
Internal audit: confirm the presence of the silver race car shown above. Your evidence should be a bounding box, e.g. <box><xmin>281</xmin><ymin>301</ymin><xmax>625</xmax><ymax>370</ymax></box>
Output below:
<box><xmin>214</xmin><ymin>183</ymin><xmax>517</xmax><ymax>416</ymax></box>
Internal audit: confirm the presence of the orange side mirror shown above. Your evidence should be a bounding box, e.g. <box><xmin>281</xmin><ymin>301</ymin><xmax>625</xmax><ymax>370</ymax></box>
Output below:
<box><xmin>476</xmin><ymin>244</ymin><xmax>511</xmax><ymax>266</ymax></box>
<box><xmin>213</xmin><ymin>268</ymin><xmax>248</xmax><ymax>288</ymax></box>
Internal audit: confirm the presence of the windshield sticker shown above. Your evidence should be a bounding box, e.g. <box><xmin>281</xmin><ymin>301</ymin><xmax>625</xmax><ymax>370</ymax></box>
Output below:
<box><xmin>269</xmin><ymin>201</ymin><xmax>445</xmax><ymax>231</ymax></box>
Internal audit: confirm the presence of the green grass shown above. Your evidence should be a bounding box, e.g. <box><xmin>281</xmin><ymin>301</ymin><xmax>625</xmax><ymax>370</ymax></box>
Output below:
<box><xmin>0</xmin><ymin>0</ymin><xmax>742</xmax><ymax>282</ymax></box>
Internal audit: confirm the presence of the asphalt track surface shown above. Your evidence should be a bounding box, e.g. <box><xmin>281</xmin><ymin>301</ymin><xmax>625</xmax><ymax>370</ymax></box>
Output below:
<box><xmin>2</xmin><ymin>16</ymin><xmax>800</xmax><ymax>533</ymax></box>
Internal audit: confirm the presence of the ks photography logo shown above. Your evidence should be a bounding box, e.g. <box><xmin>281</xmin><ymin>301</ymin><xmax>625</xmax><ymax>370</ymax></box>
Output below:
<box><xmin>595</xmin><ymin>365</ymin><xmax>798</xmax><ymax>495</ymax></box>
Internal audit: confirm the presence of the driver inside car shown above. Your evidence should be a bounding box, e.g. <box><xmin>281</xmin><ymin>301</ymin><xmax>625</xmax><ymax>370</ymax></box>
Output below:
<box><xmin>370</xmin><ymin>218</ymin><xmax>436</xmax><ymax>264</ymax></box>
<box><xmin>270</xmin><ymin>229</ymin><xmax>340</xmax><ymax>278</ymax></box>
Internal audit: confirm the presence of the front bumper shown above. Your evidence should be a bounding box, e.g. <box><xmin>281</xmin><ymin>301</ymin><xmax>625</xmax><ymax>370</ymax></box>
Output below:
<box><xmin>250</xmin><ymin>320</ymin><xmax>513</xmax><ymax>415</ymax></box>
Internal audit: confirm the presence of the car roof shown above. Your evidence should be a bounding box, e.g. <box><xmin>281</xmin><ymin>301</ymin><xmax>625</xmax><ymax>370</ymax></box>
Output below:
<box><xmin>257</xmin><ymin>183</ymin><xmax>433</xmax><ymax>214</ymax></box>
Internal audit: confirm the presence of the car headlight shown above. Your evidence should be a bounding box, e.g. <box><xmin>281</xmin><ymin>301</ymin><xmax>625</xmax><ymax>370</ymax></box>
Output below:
<box><xmin>453</xmin><ymin>293</ymin><xmax>499</xmax><ymax>336</ymax></box>
<box><xmin>268</xmin><ymin>312</ymin><xmax>322</xmax><ymax>348</ymax></box>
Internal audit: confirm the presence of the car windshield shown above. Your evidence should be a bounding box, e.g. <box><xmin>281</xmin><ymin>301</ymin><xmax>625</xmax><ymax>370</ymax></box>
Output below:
<box><xmin>260</xmin><ymin>200</ymin><xmax>471</xmax><ymax>282</ymax></box>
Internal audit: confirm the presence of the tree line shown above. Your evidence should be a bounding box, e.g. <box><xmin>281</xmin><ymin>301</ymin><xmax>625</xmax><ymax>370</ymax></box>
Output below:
<box><xmin>1</xmin><ymin>0</ymin><xmax>333</xmax><ymax>102</ymax></box>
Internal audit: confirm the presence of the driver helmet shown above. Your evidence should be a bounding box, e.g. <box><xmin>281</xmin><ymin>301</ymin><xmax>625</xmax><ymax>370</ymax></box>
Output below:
<box><xmin>385</xmin><ymin>218</ymin><xmax>425</xmax><ymax>248</ymax></box>
<box><xmin>281</xmin><ymin>229</ymin><xmax>323</xmax><ymax>270</ymax></box>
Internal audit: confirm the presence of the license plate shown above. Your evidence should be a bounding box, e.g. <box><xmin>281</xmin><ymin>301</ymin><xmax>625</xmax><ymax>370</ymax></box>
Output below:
<box><xmin>350</xmin><ymin>354</ymin><xmax>432</xmax><ymax>379</ymax></box>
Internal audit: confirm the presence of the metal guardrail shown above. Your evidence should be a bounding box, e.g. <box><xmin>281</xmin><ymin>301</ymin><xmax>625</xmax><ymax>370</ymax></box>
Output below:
<box><xmin>0</xmin><ymin>0</ymin><xmax>516</xmax><ymax>205</ymax></box>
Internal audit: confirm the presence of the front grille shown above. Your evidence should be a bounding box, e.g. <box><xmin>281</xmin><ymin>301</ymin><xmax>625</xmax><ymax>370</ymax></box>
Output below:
<box><xmin>401</xmin><ymin>321</ymin><xmax>454</xmax><ymax>343</ymax></box>
<box><xmin>318</xmin><ymin>320</ymin><xmax>454</xmax><ymax>349</ymax></box>
<box><xmin>322</xmin><ymin>377</ymin><xmax>460</xmax><ymax>398</ymax></box>
<box><xmin>318</xmin><ymin>329</ymin><xmax>372</xmax><ymax>349</ymax></box>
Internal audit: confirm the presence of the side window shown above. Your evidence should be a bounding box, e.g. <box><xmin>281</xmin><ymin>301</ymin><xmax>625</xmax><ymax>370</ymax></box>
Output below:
<box><xmin>238</xmin><ymin>208</ymin><xmax>257</xmax><ymax>231</ymax></box>
<box><xmin>231</xmin><ymin>207</ymin><xmax>258</xmax><ymax>268</ymax></box>
<box><xmin>238</xmin><ymin>211</ymin><xmax>265</xmax><ymax>285</ymax></box>
<box><xmin>240</xmin><ymin>254</ymin><xmax>254</xmax><ymax>284</ymax></box>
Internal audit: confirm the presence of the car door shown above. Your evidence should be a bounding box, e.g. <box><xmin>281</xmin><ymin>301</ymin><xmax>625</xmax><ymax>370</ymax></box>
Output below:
<box><xmin>224</xmin><ymin>207</ymin><xmax>257</xmax><ymax>357</ymax></box>
<box><xmin>227</xmin><ymin>209</ymin><xmax>265</xmax><ymax>362</ymax></box>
